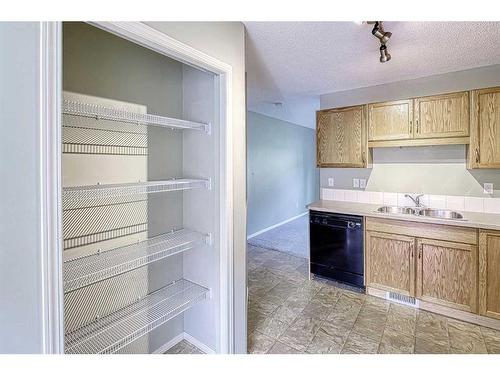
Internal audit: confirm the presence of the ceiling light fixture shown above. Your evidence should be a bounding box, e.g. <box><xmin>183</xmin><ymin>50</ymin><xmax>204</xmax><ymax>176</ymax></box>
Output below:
<box><xmin>367</xmin><ymin>21</ymin><xmax>392</xmax><ymax>63</ymax></box>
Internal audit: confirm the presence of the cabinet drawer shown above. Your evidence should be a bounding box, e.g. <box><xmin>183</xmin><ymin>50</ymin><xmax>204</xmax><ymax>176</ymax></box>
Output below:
<box><xmin>365</xmin><ymin>217</ymin><xmax>477</xmax><ymax>245</ymax></box>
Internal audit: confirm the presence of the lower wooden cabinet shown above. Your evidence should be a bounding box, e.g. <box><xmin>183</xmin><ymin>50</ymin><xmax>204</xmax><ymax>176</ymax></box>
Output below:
<box><xmin>416</xmin><ymin>238</ymin><xmax>478</xmax><ymax>313</ymax></box>
<box><xmin>366</xmin><ymin>231</ymin><xmax>415</xmax><ymax>296</ymax></box>
<box><xmin>365</xmin><ymin>218</ymin><xmax>481</xmax><ymax>316</ymax></box>
<box><xmin>479</xmin><ymin>230</ymin><xmax>500</xmax><ymax>319</ymax></box>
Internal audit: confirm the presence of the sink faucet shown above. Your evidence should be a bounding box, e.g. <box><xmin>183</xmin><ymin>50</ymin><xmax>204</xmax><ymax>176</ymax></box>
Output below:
<box><xmin>405</xmin><ymin>194</ymin><xmax>425</xmax><ymax>207</ymax></box>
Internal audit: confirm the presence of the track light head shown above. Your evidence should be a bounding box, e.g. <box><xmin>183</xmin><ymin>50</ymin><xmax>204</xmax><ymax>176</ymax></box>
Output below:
<box><xmin>372</xmin><ymin>21</ymin><xmax>392</xmax><ymax>44</ymax></box>
<box><xmin>379</xmin><ymin>44</ymin><xmax>391</xmax><ymax>63</ymax></box>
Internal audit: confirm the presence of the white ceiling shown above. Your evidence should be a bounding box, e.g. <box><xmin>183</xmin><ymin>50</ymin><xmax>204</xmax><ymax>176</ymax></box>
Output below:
<box><xmin>245</xmin><ymin>21</ymin><xmax>500</xmax><ymax>128</ymax></box>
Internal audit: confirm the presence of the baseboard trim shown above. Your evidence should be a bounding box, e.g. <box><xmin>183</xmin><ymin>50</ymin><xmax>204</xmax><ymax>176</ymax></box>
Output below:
<box><xmin>247</xmin><ymin>212</ymin><xmax>308</xmax><ymax>240</ymax></box>
<box><xmin>183</xmin><ymin>332</ymin><xmax>215</xmax><ymax>354</ymax></box>
<box><xmin>366</xmin><ymin>286</ymin><xmax>500</xmax><ymax>331</ymax></box>
<box><xmin>153</xmin><ymin>332</ymin><xmax>215</xmax><ymax>354</ymax></box>
<box><xmin>153</xmin><ymin>332</ymin><xmax>185</xmax><ymax>354</ymax></box>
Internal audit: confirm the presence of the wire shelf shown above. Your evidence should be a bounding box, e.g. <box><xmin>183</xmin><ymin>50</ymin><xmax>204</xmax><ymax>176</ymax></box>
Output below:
<box><xmin>63</xmin><ymin>229</ymin><xmax>208</xmax><ymax>293</ymax></box>
<box><xmin>64</xmin><ymin>279</ymin><xmax>209</xmax><ymax>354</ymax></box>
<box><xmin>62</xmin><ymin>179</ymin><xmax>210</xmax><ymax>210</ymax></box>
<box><xmin>63</xmin><ymin>99</ymin><xmax>210</xmax><ymax>133</ymax></box>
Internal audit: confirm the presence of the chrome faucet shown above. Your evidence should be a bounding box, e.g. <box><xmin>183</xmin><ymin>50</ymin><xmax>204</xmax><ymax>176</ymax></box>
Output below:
<box><xmin>405</xmin><ymin>194</ymin><xmax>425</xmax><ymax>207</ymax></box>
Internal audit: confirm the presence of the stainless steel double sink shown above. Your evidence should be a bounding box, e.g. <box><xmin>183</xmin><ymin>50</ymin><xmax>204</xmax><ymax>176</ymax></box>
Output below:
<box><xmin>376</xmin><ymin>206</ymin><xmax>465</xmax><ymax>220</ymax></box>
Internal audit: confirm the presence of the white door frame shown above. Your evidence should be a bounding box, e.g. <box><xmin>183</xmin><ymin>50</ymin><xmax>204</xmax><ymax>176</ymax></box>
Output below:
<box><xmin>40</xmin><ymin>21</ymin><xmax>234</xmax><ymax>354</ymax></box>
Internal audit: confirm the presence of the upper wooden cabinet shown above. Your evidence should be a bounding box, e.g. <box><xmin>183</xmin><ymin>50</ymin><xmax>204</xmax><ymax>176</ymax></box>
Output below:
<box><xmin>365</xmin><ymin>91</ymin><xmax>470</xmax><ymax>148</ymax></box>
<box><xmin>316</xmin><ymin>105</ymin><xmax>368</xmax><ymax>168</ymax></box>
<box><xmin>368</xmin><ymin>100</ymin><xmax>413</xmax><ymax>142</ymax></box>
<box><xmin>414</xmin><ymin>91</ymin><xmax>469</xmax><ymax>139</ymax></box>
<box><xmin>479</xmin><ymin>230</ymin><xmax>500</xmax><ymax>319</ymax></box>
<box><xmin>469</xmin><ymin>87</ymin><xmax>500</xmax><ymax>168</ymax></box>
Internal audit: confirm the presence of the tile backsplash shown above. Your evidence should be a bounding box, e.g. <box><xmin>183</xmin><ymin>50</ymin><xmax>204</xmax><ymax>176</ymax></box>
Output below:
<box><xmin>321</xmin><ymin>188</ymin><xmax>500</xmax><ymax>214</ymax></box>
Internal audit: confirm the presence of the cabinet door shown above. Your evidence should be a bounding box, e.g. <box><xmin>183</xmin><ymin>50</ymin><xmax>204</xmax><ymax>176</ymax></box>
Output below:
<box><xmin>366</xmin><ymin>231</ymin><xmax>415</xmax><ymax>296</ymax></box>
<box><xmin>414</xmin><ymin>92</ymin><xmax>469</xmax><ymax>139</ymax></box>
<box><xmin>479</xmin><ymin>230</ymin><xmax>500</xmax><ymax>320</ymax></box>
<box><xmin>416</xmin><ymin>238</ymin><xmax>477</xmax><ymax>313</ymax></box>
<box><xmin>316</xmin><ymin>105</ymin><xmax>367</xmax><ymax>168</ymax></box>
<box><xmin>469</xmin><ymin>87</ymin><xmax>500</xmax><ymax>168</ymax></box>
<box><xmin>368</xmin><ymin>99</ymin><xmax>413</xmax><ymax>141</ymax></box>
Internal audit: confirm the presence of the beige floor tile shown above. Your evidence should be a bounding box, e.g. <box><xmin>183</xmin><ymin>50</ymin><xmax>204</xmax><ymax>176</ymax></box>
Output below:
<box><xmin>302</xmin><ymin>298</ymin><xmax>334</xmax><ymax>320</ymax></box>
<box><xmin>415</xmin><ymin>311</ymin><xmax>449</xmax><ymax>346</ymax></box>
<box><xmin>447</xmin><ymin>319</ymin><xmax>487</xmax><ymax>354</ymax></box>
<box><xmin>350</xmin><ymin>305</ymin><xmax>387</xmax><ymax>341</ymax></box>
<box><xmin>248</xmin><ymin>331</ymin><xmax>275</xmax><ymax>354</ymax></box>
<box><xmin>341</xmin><ymin>331</ymin><xmax>379</xmax><ymax>354</ymax></box>
<box><xmin>414</xmin><ymin>337</ymin><xmax>449</xmax><ymax>354</ymax></box>
<box><xmin>306</xmin><ymin>330</ymin><xmax>344</xmax><ymax>354</ymax></box>
<box><xmin>364</xmin><ymin>295</ymin><xmax>390</xmax><ymax>311</ymax></box>
<box><xmin>385</xmin><ymin>303</ymin><xmax>417</xmax><ymax>336</ymax></box>
<box><xmin>480</xmin><ymin>326</ymin><xmax>500</xmax><ymax>354</ymax></box>
<box><xmin>278</xmin><ymin>315</ymin><xmax>322</xmax><ymax>351</ymax></box>
<box><xmin>378</xmin><ymin>328</ymin><xmax>414</xmax><ymax>354</ymax></box>
<box><xmin>307</xmin><ymin>321</ymin><xmax>350</xmax><ymax>354</ymax></box>
<box><xmin>268</xmin><ymin>341</ymin><xmax>303</xmax><ymax>354</ymax></box>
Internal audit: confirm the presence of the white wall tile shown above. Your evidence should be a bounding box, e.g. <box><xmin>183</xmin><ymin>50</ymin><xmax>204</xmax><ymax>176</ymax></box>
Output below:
<box><xmin>333</xmin><ymin>189</ymin><xmax>345</xmax><ymax>201</ymax></box>
<box><xmin>464</xmin><ymin>197</ymin><xmax>484</xmax><ymax>213</ymax></box>
<box><xmin>383</xmin><ymin>192</ymin><xmax>398</xmax><ymax>206</ymax></box>
<box><xmin>321</xmin><ymin>188</ymin><xmax>334</xmax><ymax>201</ymax></box>
<box><xmin>446</xmin><ymin>195</ymin><xmax>465</xmax><ymax>211</ymax></box>
<box><xmin>420</xmin><ymin>194</ymin><xmax>430</xmax><ymax>208</ymax></box>
<box><xmin>484</xmin><ymin>198</ymin><xmax>500</xmax><ymax>214</ymax></box>
<box><xmin>344</xmin><ymin>190</ymin><xmax>357</xmax><ymax>202</ymax></box>
<box><xmin>397</xmin><ymin>193</ymin><xmax>419</xmax><ymax>207</ymax></box>
<box><xmin>357</xmin><ymin>190</ymin><xmax>370</xmax><ymax>204</ymax></box>
<box><xmin>428</xmin><ymin>195</ymin><xmax>446</xmax><ymax>209</ymax></box>
<box><xmin>369</xmin><ymin>191</ymin><xmax>384</xmax><ymax>205</ymax></box>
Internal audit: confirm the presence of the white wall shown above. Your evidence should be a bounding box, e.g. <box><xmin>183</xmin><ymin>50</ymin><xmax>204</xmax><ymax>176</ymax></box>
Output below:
<box><xmin>0</xmin><ymin>22</ymin><xmax>46</xmax><ymax>353</ymax></box>
<box><xmin>320</xmin><ymin>64</ymin><xmax>500</xmax><ymax>198</ymax></box>
<box><xmin>144</xmin><ymin>22</ymin><xmax>247</xmax><ymax>353</ymax></box>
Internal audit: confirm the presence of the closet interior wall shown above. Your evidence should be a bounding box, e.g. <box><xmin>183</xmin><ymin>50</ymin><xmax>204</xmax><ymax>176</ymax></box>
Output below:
<box><xmin>62</xmin><ymin>22</ymin><xmax>218</xmax><ymax>354</ymax></box>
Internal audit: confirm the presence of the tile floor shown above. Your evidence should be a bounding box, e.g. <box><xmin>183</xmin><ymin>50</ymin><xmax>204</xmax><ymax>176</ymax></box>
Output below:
<box><xmin>165</xmin><ymin>340</ymin><xmax>204</xmax><ymax>354</ymax></box>
<box><xmin>247</xmin><ymin>244</ymin><xmax>500</xmax><ymax>354</ymax></box>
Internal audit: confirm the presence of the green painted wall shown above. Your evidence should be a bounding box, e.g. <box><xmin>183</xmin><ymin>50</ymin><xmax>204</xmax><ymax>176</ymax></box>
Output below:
<box><xmin>247</xmin><ymin>111</ymin><xmax>319</xmax><ymax>236</ymax></box>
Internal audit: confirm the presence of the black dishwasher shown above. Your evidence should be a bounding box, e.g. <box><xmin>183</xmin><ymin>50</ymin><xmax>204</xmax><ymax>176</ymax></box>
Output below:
<box><xmin>309</xmin><ymin>210</ymin><xmax>364</xmax><ymax>288</ymax></box>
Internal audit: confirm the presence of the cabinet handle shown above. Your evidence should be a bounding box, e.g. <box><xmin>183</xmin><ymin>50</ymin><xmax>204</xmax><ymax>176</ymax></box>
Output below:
<box><xmin>418</xmin><ymin>247</ymin><xmax>422</xmax><ymax>259</ymax></box>
<box><xmin>409</xmin><ymin>120</ymin><xmax>412</xmax><ymax>134</ymax></box>
<box><xmin>410</xmin><ymin>243</ymin><xmax>414</xmax><ymax>258</ymax></box>
<box><xmin>475</xmin><ymin>148</ymin><xmax>480</xmax><ymax>163</ymax></box>
<box><xmin>362</xmin><ymin>151</ymin><xmax>366</xmax><ymax>165</ymax></box>
<box><xmin>416</xmin><ymin>120</ymin><xmax>419</xmax><ymax>133</ymax></box>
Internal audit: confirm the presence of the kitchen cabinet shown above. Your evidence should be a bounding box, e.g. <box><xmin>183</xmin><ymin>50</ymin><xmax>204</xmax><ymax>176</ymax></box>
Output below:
<box><xmin>368</xmin><ymin>99</ymin><xmax>413</xmax><ymax>142</ymax></box>
<box><xmin>413</xmin><ymin>91</ymin><xmax>469</xmax><ymax>139</ymax></box>
<box><xmin>365</xmin><ymin>231</ymin><xmax>415</xmax><ymax>296</ymax></box>
<box><xmin>479</xmin><ymin>230</ymin><xmax>500</xmax><ymax>319</ymax></box>
<box><xmin>469</xmin><ymin>87</ymin><xmax>500</xmax><ymax>169</ymax></box>
<box><xmin>316</xmin><ymin>105</ymin><xmax>368</xmax><ymax>168</ymax></box>
<box><xmin>416</xmin><ymin>238</ymin><xmax>478</xmax><ymax>313</ymax></box>
<box><xmin>365</xmin><ymin>218</ymin><xmax>478</xmax><ymax>313</ymax></box>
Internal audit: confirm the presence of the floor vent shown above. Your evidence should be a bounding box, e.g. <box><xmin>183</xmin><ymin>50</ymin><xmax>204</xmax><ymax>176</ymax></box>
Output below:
<box><xmin>385</xmin><ymin>291</ymin><xmax>419</xmax><ymax>308</ymax></box>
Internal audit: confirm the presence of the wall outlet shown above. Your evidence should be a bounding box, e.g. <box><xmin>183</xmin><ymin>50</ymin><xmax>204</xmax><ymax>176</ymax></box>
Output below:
<box><xmin>359</xmin><ymin>179</ymin><xmax>367</xmax><ymax>189</ymax></box>
<box><xmin>484</xmin><ymin>183</ymin><xmax>494</xmax><ymax>194</ymax></box>
<box><xmin>327</xmin><ymin>178</ymin><xmax>335</xmax><ymax>187</ymax></box>
<box><xmin>353</xmin><ymin>178</ymin><xmax>360</xmax><ymax>188</ymax></box>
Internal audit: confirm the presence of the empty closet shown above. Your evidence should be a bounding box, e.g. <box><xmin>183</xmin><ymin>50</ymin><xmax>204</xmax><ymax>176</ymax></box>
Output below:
<box><xmin>60</xmin><ymin>22</ymin><xmax>225</xmax><ymax>354</ymax></box>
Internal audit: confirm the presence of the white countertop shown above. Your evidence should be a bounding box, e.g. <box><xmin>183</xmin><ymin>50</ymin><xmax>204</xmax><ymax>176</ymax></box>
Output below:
<box><xmin>308</xmin><ymin>200</ymin><xmax>500</xmax><ymax>231</ymax></box>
